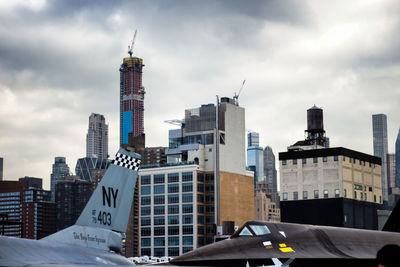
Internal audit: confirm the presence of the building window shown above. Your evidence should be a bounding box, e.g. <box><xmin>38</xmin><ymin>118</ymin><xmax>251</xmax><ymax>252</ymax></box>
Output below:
<box><xmin>141</xmin><ymin>217</ymin><xmax>151</xmax><ymax>226</ymax></box>
<box><xmin>182</xmin><ymin>172</ymin><xmax>193</xmax><ymax>182</ymax></box>
<box><xmin>168</xmin><ymin>205</ymin><xmax>179</xmax><ymax>214</ymax></box>
<box><xmin>198</xmin><ymin>226</ymin><xmax>205</xmax><ymax>235</ymax></box>
<box><xmin>168</xmin><ymin>247</ymin><xmax>179</xmax><ymax>257</ymax></box>
<box><xmin>141</xmin><ymin>227</ymin><xmax>151</xmax><ymax>236</ymax></box>
<box><xmin>293</xmin><ymin>159</ymin><xmax>297</xmax><ymax>165</ymax></box>
<box><xmin>154</xmin><ymin>174</ymin><xmax>165</xmax><ymax>184</ymax></box>
<box><xmin>154</xmin><ymin>227</ymin><xmax>165</xmax><ymax>236</ymax></box>
<box><xmin>205</xmin><ymin>173</ymin><xmax>214</xmax><ymax>182</ymax></box>
<box><xmin>205</xmin><ymin>194</ymin><xmax>215</xmax><ymax>202</ymax></box>
<box><xmin>314</xmin><ymin>190</ymin><xmax>319</xmax><ymax>199</ymax></box>
<box><xmin>283</xmin><ymin>192</ymin><xmax>288</xmax><ymax>200</ymax></box>
<box><xmin>182</xmin><ymin>204</ymin><xmax>193</xmax><ymax>213</ymax></box>
<box><xmin>198</xmin><ymin>205</ymin><xmax>204</xmax><ymax>214</ymax></box>
<box><xmin>205</xmin><ymin>184</ymin><xmax>214</xmax><ymax>192</ymax></box>
<box><xmin>302</xmin><ymin>158</ymin><xmax>307</xmax><ymax>165</ymax></box>
<box><xmin>183</xmin><ymin>225</ymin><xmax>193</xmax><ymax>235</ymax></box>
<box><xmin>141</xmin><ymin>248</ymin><xmax>151</xmax><ymax>256</ymax></box>
<box><xmin>141</xmin><ymin>207</ymin><xmax>151</xmax><ymax>216</ymax></box>
<box><xmin>343</xmin><ymin>156</ymin><xmax>346</xmax><ymax>162</ymax></box>
<box><xmin>168</xmin><ymin>236</ymin><xmax>179</xmax><ymax>246</ymax></box>
<box><xmin>197</xmin><ymin>173</ymin><xmax>204</xmax><ymax>182</ymax></box>
<box><xmin>197</xmin><ymin>194</ymin><xmax>204</xmax><ymax>203</ymax></box>
<box><xmin>154</xmin><ymin>185</ymin><xmax>165</xmax><ymax>194</ymax></box>
<box><xmin>183</xmin><ymin>215</ymin><xmax>193</xmax><ymax>224</ymax></box>
<box><xmin>334</xmin><ymin>156</ymin><xmax>338</xmax><ymax>161</ymax></box>
<box><xmin>154</xmin><ymin>206</ymin><xmax>165</xmax><ymax>215</ymax></box>
<box><xmin>182</xmin><ymin>183</ymin><xmax>193</xmax><ymax>192</ymax></box>
<box><xmin>360</xmin><ymin>192</ymin><xmax>363</xmax><ymax>200</ymax></box>
<box><xmin>364</xmin><ymin>192</ymin><xmax>367</xmax><ymax>200</ymax></box>
<box><xmin>154</xmin><ymin>195</ymin><xmax>165</xmax><ymax>205</ymax></box>
<box><xmin>354</xmin><ymin>191</ymin><xmax>357</xmax><ymax>199</ymax></box>
<box><xmin>141</xmin><ymin>175</ymin><xmax>151</xmax><ymax>185</ymax></box>
<box><xmin>323</xmin><ymin>157</ymin><xmax>327</xmax><ymax>162</ymax></box>
<box><xmin>206</xmin><ymin>216</ymin><xmax>215</xmax><ymax>223</ymax></box>
<box><xmin>168</xmin><ymin>194</ymin><xmax>179</xmax><ymax>204</ymax></box>
<box><xmin>197</xmin><ymin>215</ymin><xmax>204</xmax><ymax>224</ymax></box>
<box><xmin>141</xmin><ymin>196</ymin><xmax>151</xmax><ymax>205</ymax></box>
<box><xmin>323</xmin><ymin>190</ymin><xmax>328</xmax><ymax>198</ymax></box>
<box><xmin>168</xmin><ymin>215</ymin><xmax>179</xmax><ymax>225</ymax></box>
<box><xmin>282</xmin><ymin>160</ymin><xmax>287</xmax><ymax>165</ymax></box>
<box><xmin>154</xmin><ymin>237</ymin><xmax>165</xmax><ymax>246</ymax></box>
<box><xmin>168</xmin><ymin>184</ymin><xmax>179</xmax><ymax>193</ymax></box>
<box><xmin>168</xmin><ymin>226</ymin><xmax>179</xmax><ymax>235</ymax></box>
<box><xmin>183</xmin><ymin>236</ymin><xmax>193</xmax><ymax>245</ymax></box>
<box><xmin>369</xmin><ymin>187</ymin><xmax>373</xmax><ymax>192</ymax></box>
<box><xmin>168</xmin><ymin>173</ymin><xmax>179</xmax><ymax>183</ymax></box>
<box><xmin>303</xmin><ymin>191</ymin><xmax>308</xmax><ymax>200</ymax></box>
<box><xmin>374</xmin><ymin>195</ymin><xmax>377</xmax><ymax>202</ymax></box>
<box><xmin>344</xmin><ymin>189</ymin><xmax>347</xmax><ymax>198</ymax></box>
<box><xmin>182</xmin><ymin>193</ymin><xmax>193</xmax><ymax>203</ymax></box>
<box><xmin>353</xmin><ymin>158</ymin><xmax>356</xmax><ymax>164</ymax></box>
<box><xmin>335</xmin><ymin>189</ymin><xmax>340</xmax><ymax>198</ymax></box>
<box><xmin>293</xmin><ymin>192</ymin><xmax>298</xmax><ymax>200</ymax></box>
<box><xmin>206</xmin><ymin>205</ymin><xmax>215</xmax><ymax>213</ymax></box>
<box><xmin>313</xmin><ymin>157</ymin><xmax>318</xmax><ymax>163</ymax></box>
<box><xmin>141</xmin><ymin>238</ymin><xmax>150</xmax><ymax>247</ymax></box>
<box><xmin>197</xmin><ymin>184</ymin><xmax>204</xmax><ymax>192</ymax></box>
<box><xmin>380</xmin><ymin>196</ymin><xmax>382</xmax><ymax>203</ymax></box>
<box><xmin>141</xmin><ymin>186</ymin><xmax>150</xmax><ymax>195</ymax></box>
<box><xmin>154</xmin><ymin>216</ymin><xmax>165</xmax><ymax>225</ymax></box>
<box><xmin>154</xmin><ymin>248</ymin><xmax>165</xmax><ymax>257</ymax></box>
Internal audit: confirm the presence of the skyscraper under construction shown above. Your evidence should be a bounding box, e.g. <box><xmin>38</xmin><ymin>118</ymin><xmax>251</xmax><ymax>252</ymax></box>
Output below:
<box><xmin>119</xmin><ymin>35</ymin><xmax>145</xmax><ymax>146</ymax></box>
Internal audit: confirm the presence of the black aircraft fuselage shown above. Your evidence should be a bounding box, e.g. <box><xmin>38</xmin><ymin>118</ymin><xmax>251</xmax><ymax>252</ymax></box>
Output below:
<box><xmin>171</xmin><ymin>220</ymin><xmax>400</xmax><ymax>267</ymax></box>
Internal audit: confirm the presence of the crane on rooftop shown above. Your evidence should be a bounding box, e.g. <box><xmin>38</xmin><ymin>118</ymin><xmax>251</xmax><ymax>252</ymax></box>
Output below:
<box><xmin>128</xmin><ymin>30</ymin><xmax>137</xmax><ymax>57</ymax></box>
<box><xmin>233</xmin><ymin>79</ymin><xmax>246</xmax><ymax>106</ymax></box>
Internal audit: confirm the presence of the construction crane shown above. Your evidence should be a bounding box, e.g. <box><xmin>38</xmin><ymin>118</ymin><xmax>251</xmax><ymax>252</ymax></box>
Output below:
<box><xmin>128</xmin><ymin>30</ymin><xmax>137</xmax><ymax>57</ymax></box>
<box><xmin>233</xmin><ymin>79</ymin><xmax>246</xmax><ymax>105</ymax></box>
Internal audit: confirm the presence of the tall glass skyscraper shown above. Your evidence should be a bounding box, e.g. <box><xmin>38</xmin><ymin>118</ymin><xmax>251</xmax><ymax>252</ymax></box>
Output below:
<box><xmin>396</xmin><ymin>128</ymin><xmax>400</xmax><ymax>188</ymax></box>
<box><xmin>372</xmin><ymin>114</ymin><xmax>388</xmax><ymax>202</ymax></box>
<box><xmin>247</xmin><ymin>132</ymin><xmax>264</xmax><ymax>183</ymax></box>
<box><xmin>50</xmin><ymin>157</ymin><xmax>70</xmax><ymax>202</ymax></box>
<box><xmin>264</xmin><ymin>146</ymin><xmax>277</xmax><ymax>193</ymax></box>
<box><xmin>86</xmin><ymin>113</ymin><xmax>108</xmax><ymax>159</ymax></box>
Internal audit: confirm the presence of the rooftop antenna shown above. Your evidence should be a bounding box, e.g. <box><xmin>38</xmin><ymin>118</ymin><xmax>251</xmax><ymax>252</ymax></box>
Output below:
<box><xmin>233</xmin><ymin>79</ymin><xmax>246</xmax><ymax>106</ymax></box>
<box><xmin>128</xmin><ymin>30</ymin><xmax>137</xmax><ymax>57</ymax></box>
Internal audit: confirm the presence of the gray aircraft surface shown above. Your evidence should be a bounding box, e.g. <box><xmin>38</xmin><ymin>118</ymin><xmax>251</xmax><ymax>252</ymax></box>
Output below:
<box><xmin>0</xmin><ymin>148</ymin><xmax>140</xmax><ymax>267</ymax></box>
<box><xmin>171</xmin><ymin>201</ymin><xmax>400</xmax><ymax>267</ymax></box>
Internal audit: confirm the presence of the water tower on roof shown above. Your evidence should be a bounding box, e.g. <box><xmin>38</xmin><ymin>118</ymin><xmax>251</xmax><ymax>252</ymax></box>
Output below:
<box><xmin>305</xmin><ymin>105</ymin><xmax>328</xmax><ymax>147</ymax></box>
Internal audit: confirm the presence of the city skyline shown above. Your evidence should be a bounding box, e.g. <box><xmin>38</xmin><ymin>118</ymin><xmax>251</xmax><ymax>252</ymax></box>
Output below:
<box><xmin>0</xmin><ymin>1</ymin><xmax>400</xmax><ymax>190</ymax></box>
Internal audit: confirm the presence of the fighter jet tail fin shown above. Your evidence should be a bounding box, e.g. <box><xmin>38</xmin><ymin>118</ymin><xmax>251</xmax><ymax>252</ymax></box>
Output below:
<box><xmin>382</xmin><ymin>199</ymin><xmax>400</xmax><ymax>232</ymax></box>
<box><xmin>43</xmin><ymin>148</ymin><xmax>140</xmax><ymax>252</ymax></box>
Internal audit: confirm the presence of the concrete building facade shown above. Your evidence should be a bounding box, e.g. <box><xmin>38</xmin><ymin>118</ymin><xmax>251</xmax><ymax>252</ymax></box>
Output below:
<box><xmin>86</xmin><ymin>113</ymin><xmax>108</xmax><ymax>159</ymax></box>
<box><xmin>280</xmin><ymin>147</ymin><xmax>382</xmax><ymax>204</ymax></box>
<box><xmin>372</xmin><ymin>114</ymin><xmax>388</xmax><ymax>203</ymax></box>
<box><xmin>254</xmin><ymin>191</ymin><xmax>280</xmax><ymax>222</ymax></box>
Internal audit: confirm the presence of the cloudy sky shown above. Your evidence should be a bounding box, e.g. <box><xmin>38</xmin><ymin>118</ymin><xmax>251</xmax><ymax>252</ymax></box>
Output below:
<box><xmin>1</xmin><ymin>0</ymin><xmax>399</xmax><ymax>190</ymax></box>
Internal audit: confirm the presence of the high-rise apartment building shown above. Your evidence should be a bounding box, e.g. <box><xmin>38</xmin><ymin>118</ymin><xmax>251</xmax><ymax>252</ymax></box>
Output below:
<box><xmin>86</xmin><ymin>113</ymin><xmax>108</xmax><ymax>159</ymax></box>
<box><xmin>120</xmin><ymin>49</ymin><xmax>145</xmax><ymax>146</ymax></box>
<box><xmin>372</xmin><ymin>114</ymin><xmax>389</xmax><ymax>203</ymax></box>
<box><xmin>0</xmin><ymin>179</ymin><xmax>56</xmax><ymax>239</ymax></box>
<box><xmin>50</xmin><ymin>157</ymin><xmax>70</xmax><ymax>202</ymax></box>
<box><xmin>55</xmin><ymin>176</ymin><xmax>92</xmax><ymax>231</ymax></box>
<box><xmin>387</xmin><ymin>154</ymin><xmax>396</xmax><ymax>190</ymax></box>
<box><xmin>396</xmin><ymin>128</ymin><xmax>400</xmax><ymax>188</ymax></box>
<box><xmin>0</xmin><ymin>157</ymin><xmax>3</xmax><ymax>181</ymax></box>
<box><xmin>263</xmin><ymin>146</ymin><xmax>277</xmax><ymax>193</ymax></box>
<box><xmin>137</xmin><ymin>97</ymin><xmax>254</xmax><ymax>257</ymax></box>
<box><xmin>247</xmin><ymin>132</ymin><xmax>264</xmax><ymax>183</ymax></box>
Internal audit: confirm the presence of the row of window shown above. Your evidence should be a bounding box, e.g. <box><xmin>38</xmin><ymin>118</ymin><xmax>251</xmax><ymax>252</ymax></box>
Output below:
<box><xmin>282</xmin><ymin>156</ymin><xmax>376</xmax><ymax>167</ymax></box>
<box><xmin>141</xmin><ymin>225</ymin><xmax>193</xmax><ymax>236</ymax></box>
<box><xmin>141</xmin><ymin>183</ymin><xmax>193</xmax><ymax>195</ymax></box>
<box><xmin>141</xmin><ymin>215</ymin><xmax>193</xmax><ymax>226</ymax></box>
<box><xmin>141</xmin><ymin>194</ymin><xmax>193</xmax><ymax>205</ymax></box>
<box><xmin>283</xmin><ymin>189</ymin><xmax>341</xmax><ymax>200</ymax></box>
<box><xmin>141</xmin><ymin>172</ymin><xmax>193</xmax><ymax>185</ymax></box>
<box><xmin>197</xmin><ymin>184</ymin><xmax>214</xmax><ymax>193</ymax></box>
<box><xmin>197</xmin><ymin>205</ymin><xmax>215</xmax><ymax>214</ymax></box>
<box><xmin>141</xmin><ymin>236</ymin><xmax>193</xmax><ymax>247</ymax></box>
<box><xmin>141</xmin><ymin>246</ymin><xmax>193</xmax><ymax>257</ymax></box>
<box><xmin>197</xmin><ymin>173</ymin><xmax>214</xmax><ymax>182</ymax></box>
<box><xmin>141</xmin><ymin>204</ymin><xmax>193</xmax><ymax>215</ymax></box>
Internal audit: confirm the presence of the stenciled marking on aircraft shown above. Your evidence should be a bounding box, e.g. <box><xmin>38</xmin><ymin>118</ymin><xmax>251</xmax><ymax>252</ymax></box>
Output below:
<box><xmin>263</xmin><ymin>241</ymin><xmax>273</xmax><ymax>249</ymax></box>
<box><xmin>279</xmin><ymin>231</ymin><xmax>286</xmax><ymax>238</ymax></box>
<box><xmin>279</xmin><ymin>243</ymin><xmax>295</xmax><ymax>253</ymax></box>
<box><xmin>72</xmin><ymin>232</ymin><xmax>106</xmax><ymax>245</ymax></box>
<box><xmin>102</xmin><ymin>186</ymin><xmax>119</xmax><ymax>208</ymax></box>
